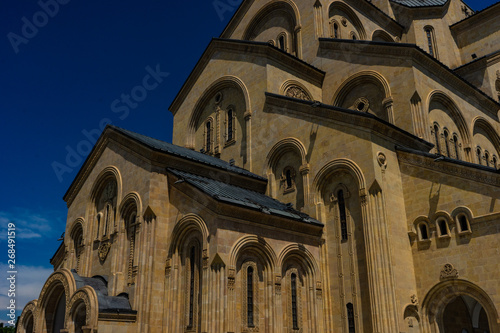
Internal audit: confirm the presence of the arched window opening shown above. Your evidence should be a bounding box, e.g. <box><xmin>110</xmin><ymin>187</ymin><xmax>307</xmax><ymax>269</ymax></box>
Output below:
<box><xmin>291</xmin><ymin>273</ymin><xmax>298</xmax><ymax>330</ymax></box>
<box><xmin>485</xmin><ymin>151</ymin><xmax>490</xmax><ymax>167</ymax></box>
<box><xmin>338</xmin><ymin>190</ymin><xmax>348</xmax><ymax>241</ymax></box>
<box><xmin>444</xmin><ymin>130</ymin><xmax>451</xmax><ymax>157</ymax></box>
<box><xmin>188</xmin><ymin>246</ymin><xmax>196</xmax><ymax>328</ymax></box>
<box><xmin>96</xmin><ymin>215</ymin><xmax>101</xmax><ymax>240</ymax></box>
<box><xmin>493</xmin><ymin>155</ymin><xmax>498</xmax><ymax>169</ymax></box>
<box><xmin>425</xmin><ymin>27</ymin><xmax>437</xmax><ymax>57</ymax></box>
<box><xmin>419</xmin><ymin>223</ymin><xmax>429</xmax><ymax>240</ymax></box>
<box><xmin>247</xmin><ymin>266</ymin><xmax>254</xmax><ymax>327</ymax></box>
<box><xmin>434</xmin><ymin>124</ymin><xmax>441</xmax><ymax>154</ymax></box>
<box><xmin>74</xmin><ymin>232</ymin><xmax>83</xmax><ymax>273</ymax></box>
<box><xmin>286</xmin><ymin>169</ymin><xmax>293</xmax><ymax>189</ymax></box>
<box><xmin>104</xmin><ymin>204</ymin><xmax>111</xmax><ymax>237</ymax></box>
<box><xmin>282</xmin><ymin>166</ymin><xmax>296</xmax><ymax>194</ymax></box>
<box><xmin>347</xmin><ymin>303</ymin><xmax>356</xmax><ymax>333</ymax></box>
<box><xmin>476</xmin><ymin>147</ymin><xmax>482</xmax><ymax>165</ymax></box>
<box><xmin>278</xmin><ymin>34</ymin><xmax>286</xmax><ymax>51</ymax></box>
<box><xmin>438</xmin><ymin>219</ymin><xmax>449</xmax><ymax>237</ymax></box>
<box><xmin>73</xmin><ymin>302</ymin><xmax>86</xmax><ymax>333</ymax></box>
<box><xmin>458</xmin><ymin>214</ymin><xmax>470</xmax><ymax>233</ymax></box>
<box><xmin>351</xmin><ymin>33</ymin><xmax>357</xmax><ymax>40</ymax></box>
<box><xmin>126</xmin><ymin>212</ymin><xmax>137</xmax><ymax>284</ymax></box>
<box><xmin>227</xmin><ymin>109</ymin><xmax>234</xmax><ymax>142</ymax></box>
<box><xmin>453</xmin><ymin>134</ymin><xmax>460</xmax><ymax>160</ymax></box>
<box><xmin>206</xmin><ymin>121</ymin><xmax>212</xmax><ymax>152</ymax></box>
<box><xmin>333</xmin><ymin>23</ymin><xmax>339</xmax><ymax>38</ymax></box>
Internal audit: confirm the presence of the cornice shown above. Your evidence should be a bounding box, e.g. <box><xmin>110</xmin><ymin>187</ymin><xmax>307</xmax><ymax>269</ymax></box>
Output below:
<box><xmin>397</xmin><ymin>148</ymin><xmax>500</xmax><ymax>187</ymax></box>
<box><xmin>169</xmin><ymin>38</ymin><xmax>325</xmax><ymax>115</ymax></box>
<box><xmin>349</xmin><ymin>0</ymin><xmax>404</xmax><ymax>36</ymax></box>
<box><xmin>265</xmin><ymin>92</ymin><xmax>434</xmax><ymax>152</ymax></box>
<box><xmin>319</xmin><ymin>39</ymin><xmax>500</xmax><ymax>118</ymax></box>
<box><xmin>454</xmin><ymin>50</ymin><xmax>500</xmax><ymax>75</ymax></box>
<box><xmin>219</xmin><ymin>0</ymin><xmax>255</xmax><ymax>39</ymax></box>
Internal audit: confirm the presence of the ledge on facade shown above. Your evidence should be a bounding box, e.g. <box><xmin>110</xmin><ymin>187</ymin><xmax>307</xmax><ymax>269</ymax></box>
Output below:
<box><xmin>318</xmin><ymin>38</ymin><xmax>500</xmax><ymax>117</ymax></box>
<box><xmin>396</xmin><ymin>146</ymin><xmax>500</xmax><ymax>186</ymax></box>
<box><xmin>453</xmin><ymin>49</ymin><xmax>500</xmax><ymax>73</ymax></box>
<box><xmin>167</xmin><ymin>168</ymin><xmax>323</xmax><ymax>227</ymax></box>
<box><xmin>169</xmin><ymin>38</ymin><xmax>325</xmax><ymax>115</ymax></box>
<box><xmin>450</xmin><ymin>1</ymin><xmax>500</xmax><ymax>32</ymax></box>
<box><xmin>264</xmin><ymin>92</ymin><xmax>434</xmax><ymax>152</ymax></box>
<box><xmin>390</xmin><ymin>0</ymin><xmax>448</xmax><ymax>8</ymax></box>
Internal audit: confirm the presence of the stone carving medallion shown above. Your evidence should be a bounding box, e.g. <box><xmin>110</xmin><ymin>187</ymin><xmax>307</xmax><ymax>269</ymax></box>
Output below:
<box><xmin>98</xmin><ymin>242</ymin><xmax>111</xmax><ymax>262</ymax></box>
<box><xmin>440</xmin><ymin>263</ymin><xmax>459</xmax><ymax>280</ymax></box>
<box><xmin>285</xmin><ymin>85</ymin><xmax>311</xmax><ymax>101</ymax></box>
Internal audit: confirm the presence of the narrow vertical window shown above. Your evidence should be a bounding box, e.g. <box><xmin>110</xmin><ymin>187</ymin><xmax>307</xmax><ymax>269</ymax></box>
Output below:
<box><xmin>493</xmin><ymin>156</ymin><xmax>497</xmax><ymax>169</ymax></box>
<box><xmin>419</xmin><ymin>223</ymin><xmax>429</xmax><ymax>240</ymax></box>
<box><xmin>444</xmin><ymin>130</ymin><xmax>451</xmax><ymax>157</ymax></box>
<box><xmin>459</xmin><ymin>215</ymin><xmax>469</xmax><ymax>232</ymax></box>
<box><xmin>485</xmin><ymin>152</ymin><xmax>490</xmax><ymax>167</ymax></box>
<box><xmin>247</xmin><ymin>267</ymin><xmax>254</xmax><ymax>327</ymax></box>
<box><xmin>477</xmin><ymin>147</ymin><xmax>482</xmax><ymax>165</ymax></box>
<box><xmin>206</xmin><ymin>121</ymin><xmax>211</xmax><ymax>152</ymax></box>
<box><xmin>425</xmin><ymin>27</ymin><xmax>435</xmax><ymax>57</ymax></box>
<box><xmin>433</xmin><ymin>125</ymin><xmax>441</xmax><ymax>154</ymax></box>
<box><xmin>347</xmin><ymin>303</ymin><xmax>355</xmax><ymax>333</ymax></box>
<box><xmin>278</xmin><ymin>34</ymin><xmax>286</xmax><ymax>51</ymax></box>
<box><xmin>352</xmin><ymin>33</ymin><xmax>357</xmax><ymax>40</ymax></box>
<box><xmin>227</xmin><ymin>109</ymin><xmax>233</xmax><ymax>142</ymax></box>
<box><xmin>104</xmin><ymin>204</ymin><xmax>110</xmax><ymax>236</ymax></box>
<box><xmin>286</xmin><ymin>169</ymin><xmax>293</xmax><ymax>189</ymax></box>
<box><xmin>438</xmin><ymin>220</ymin><xmax>448</xmax><ymax>237</ymax></box>
<box><xmin>338</xmin><ymin>190</ymin><xmax>348</xmax><ymax>241</ymax></box>
<box><xmin>291</xmin><ymin>273</ymin><xmax>298</xmax><ymax>330</ymax></box>
<box><xmin>96</xmin><ymin>215</ymin><xmax>101</xmax><ymax>239</ymax></box>
<box><xmin>453</xmin><ymin>134</ymin><xmax>460</xmax><ymax>160</ymax></box>
<box><xmin>333</xmin><ymin>23</ymin><xmax>339</xmax><ymax>38</ymax></box>
<box><xmin>188</xmin><ymin>247</ymin><xmax>195</xmax><ymax>328</ymax></box>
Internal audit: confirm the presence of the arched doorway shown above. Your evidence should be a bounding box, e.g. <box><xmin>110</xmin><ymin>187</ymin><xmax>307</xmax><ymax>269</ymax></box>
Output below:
<box><xmin>422</xmin><ymin>279</ymin><xmax>499</xmax><ymax>333</ymax></box>
<box><xmin>73</xmin><ymin>302</ymin><xmax>87</xmax><ymax>333</ymax></box>
<box><xmin>50</xmin><ymin>290</ymin><xmax>66</xmax><ymax>333</ymax></box>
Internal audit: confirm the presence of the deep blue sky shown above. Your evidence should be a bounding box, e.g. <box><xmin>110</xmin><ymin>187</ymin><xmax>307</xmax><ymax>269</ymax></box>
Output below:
<box><xmin>0</xmin><ymin>0</ymin><xmax>498</xmax><ymax>325</ymax></box>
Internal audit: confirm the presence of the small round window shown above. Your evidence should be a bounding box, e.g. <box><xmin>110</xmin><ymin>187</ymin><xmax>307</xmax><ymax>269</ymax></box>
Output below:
<box><xmin>215</xmin><ymin>92</ymin><xmax>223</xmax><ymax>104</ymax></box>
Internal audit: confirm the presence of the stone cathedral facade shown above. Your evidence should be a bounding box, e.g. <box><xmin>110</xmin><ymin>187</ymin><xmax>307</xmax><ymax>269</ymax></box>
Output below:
<box><xmin>18</xmin><ymin>0</ymin><xmax>500</xmax><ymax>332</ymax></box>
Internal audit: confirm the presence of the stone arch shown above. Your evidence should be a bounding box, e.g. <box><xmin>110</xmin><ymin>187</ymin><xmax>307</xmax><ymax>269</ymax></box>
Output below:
<box><xmin>243</xmin><ymin>0</ymin><xmax>302</xmax><ymax>57</ymax></box>
<box><xmin>265</xmin><ymin>137</ymin><xmax>308</xmax><ymax>173</ymax></box>
<box><xmin>66</xmin><ymin>286</ymin><xmax>99</xmax><ymax>332</ymax></box>
<box><xmin>327</xmin><ymin>1</ymin><xmax>367</xmax><ymax>40</ymax></box>
<box><xmin>280</xmin><ymin>80</ymin><xmax>313</xmax><ymax>101</ymax></box>
<box><xmin>119</xmin><ymin>192</ymin><xmax>143</xmax><ymax>222</ymax></box>
<box><xmin>187</xmin><ymin>76</ymin><xmax>251</xmax><ymax>149</ymax></box>
<box><xmin>89</xmin><ymin>166</ymin><xmax>122</xmax><ymax>204</ymax></box>
<box><xmin>472</xmin><ymin>116</ymin><xmax>500</xmax><ymax>158</ymax></box>
<box><xmin>229</xmin><ymin>235</ymin><xmax>277</xmax><ymax>271</ymax></box>
<box><xmin>168</xmin><ymin>214</ymin><xmax>209</xmax><ymax>257</ymax></box>
<box><xmin>69</xmin><ymin>219</ymin><xmax>85</xmax><ymax>273</ymax></box>
<box><xmin>372</xmin><ymin>29</ymin><xmax>394</xmax><ymax>42</ymax></box>
<box><xmin>36</xmin><ymin>269</ymin><xmax>77</xmax><ymax>333</ymax></box>
<box><xmin>421</xmin><ymin>279</ymin><xmax>500</xmax><ymax>333</ymax></box>
<box><xmin>312</xmin><ymin>158</ymin><xmax>366</xmax><ymax>204</ymax></box>
<box><xmin>277</xmin><ymin>244</ymin><xmax>318</xmax><ymax>278</ymax></box>
<box><xmin>332</xmin><ymin>70</ymin><xmax>393</xmax><ymax>123</ymax></box>
<box><xmin>427</xmin><ymin>91</ymin><xmax>471</xmax><ymax>153</ymax></box>
<box><xmin>19</xmin><ymin>300</ymin><xmax>37</xmax><ymax>333</ymax></box>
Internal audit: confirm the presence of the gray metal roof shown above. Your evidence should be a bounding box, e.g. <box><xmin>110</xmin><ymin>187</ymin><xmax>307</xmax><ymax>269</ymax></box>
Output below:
<box><xmin>111</xmin><ymin>126</ymin><xmax>266</xmax><ymax>181</ymax></box>
<box><xmin>390</xmin><ymin>0</ymin><xmax>447</xmax><ymax>7</ymax></box>
<box><xmin>168</xmin><ymin>168</ymin><xmax>323</xmax><ymax>226</ymax></box>
<box><xmin>72</xmin><ymin>271</ymin><xmax>136</xmax><ymax>314</ymax></box>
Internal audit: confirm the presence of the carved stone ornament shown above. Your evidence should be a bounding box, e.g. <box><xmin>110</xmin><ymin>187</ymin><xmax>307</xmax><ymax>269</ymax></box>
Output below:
<box><xmin>285</xmin><ymin>85</ymin><xmax>311</xmax><ymax>101</ymax></box>
<box><xmin>377</xmin><ymin>152</ymin><xmax>387</xmax><ymax>168</ymax></box>
<box><xmin>98</xmin><ymin>242</ymin><xmax>111</xmax><ymax>262</ymax></box>
<box><xmin>440</xmin><ymin>263</ymin><xmax>459</xmax><ymax>280</ymax></box>
<box><xmin>341</xmin><ymin>17</ymin><xmax>347</xmax><ymax>27</ymax></box>
<box><xmin>411</xmin><ymin>294</ymin><xmax>419</xmax><ymax>306</ymax></box>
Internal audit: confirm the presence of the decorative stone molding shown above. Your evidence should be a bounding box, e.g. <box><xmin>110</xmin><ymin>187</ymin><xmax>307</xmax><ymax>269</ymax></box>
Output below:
<box><xmin>440</xmin><ymin>263</ymin><xmax>459</xmax><ymax>280</ymax></box>
<box><xmin>411</xmin><ymin>294</ymin><xmax>419</xmax><ymax>306</ymax></box>
<box><xmin>285</xmin><ymin>85</ymin><xmax>312</xmax><ymax>101</ymax></box>
<box><xmin>377</xmin><ymin>152</ymin><xmax>387</xmax><ymax>169</ymax></box>
<box><xmin>98</xmin><ymin>242</ymin><xmax>111</xmax><ymax>263</ymax></box>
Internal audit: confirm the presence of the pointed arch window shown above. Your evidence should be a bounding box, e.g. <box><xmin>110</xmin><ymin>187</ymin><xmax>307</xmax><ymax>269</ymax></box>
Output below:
<box><xmin>282</xmin><ymin>166</ymin><xmax>296</xmax><ymax>194</ymax></box>
<box><xmin>247</xmin><ymin>266</ymin><xmax>254</xmax><ymax>327</ymax></box>
<box><xmin>277</xmin><ymin>33</ymin><xmax>287</xmax><ymax>52</ymax></box>
<box><xmin>347</xmin><ymin>303</ymin><xmax>356</xmax><ymax>333</ymax></box>
<box><xmin>333</xmin><ymin>23</ymin><xmax>339</xmax><ymax>38</ymax></box>
<box><xmin>204</xmin><ymin>119</ymin><xmax>213</xmax><ymax>153</ymax></box>
<box><xmin>96</xmin><ymin>214</ymin><xmax>101</xmax><ymax>240</ymax></box>
<box><xmin>485</xmin><ymin>151</ymin><xmax>491</xmax><ymax>167</ymax></box>
<box><xmin>227</xmin><ymin>109</ymin><xmax>234</xmax><ymax>142</ymax></box>
<box><xmin>493</xmin><ymin>155</ymin><xmax>498</xmax><ymax>169</ymax></box>
<box><xmin>338</xmin><ymin>190</ymin><xmax>348</xmax><ymax>241</ymax></box>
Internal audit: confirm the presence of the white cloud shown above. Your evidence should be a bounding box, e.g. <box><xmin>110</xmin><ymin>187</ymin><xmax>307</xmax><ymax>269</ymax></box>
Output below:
<box><xmin>0</xmin><ymin>209</ymin><xmax>62</xmax><ymax>240</ymax></box>
<box><xmin>0</xmin><ymin>264</ymin><xmax>53</xmax><ymax>310</ymax></box>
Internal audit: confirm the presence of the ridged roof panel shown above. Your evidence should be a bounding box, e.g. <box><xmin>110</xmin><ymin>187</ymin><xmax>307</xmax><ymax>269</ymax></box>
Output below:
<box><xmin>390</xmin><ymin>0</ymin><xmax>448</xmax><ymax>7</ymax></box>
